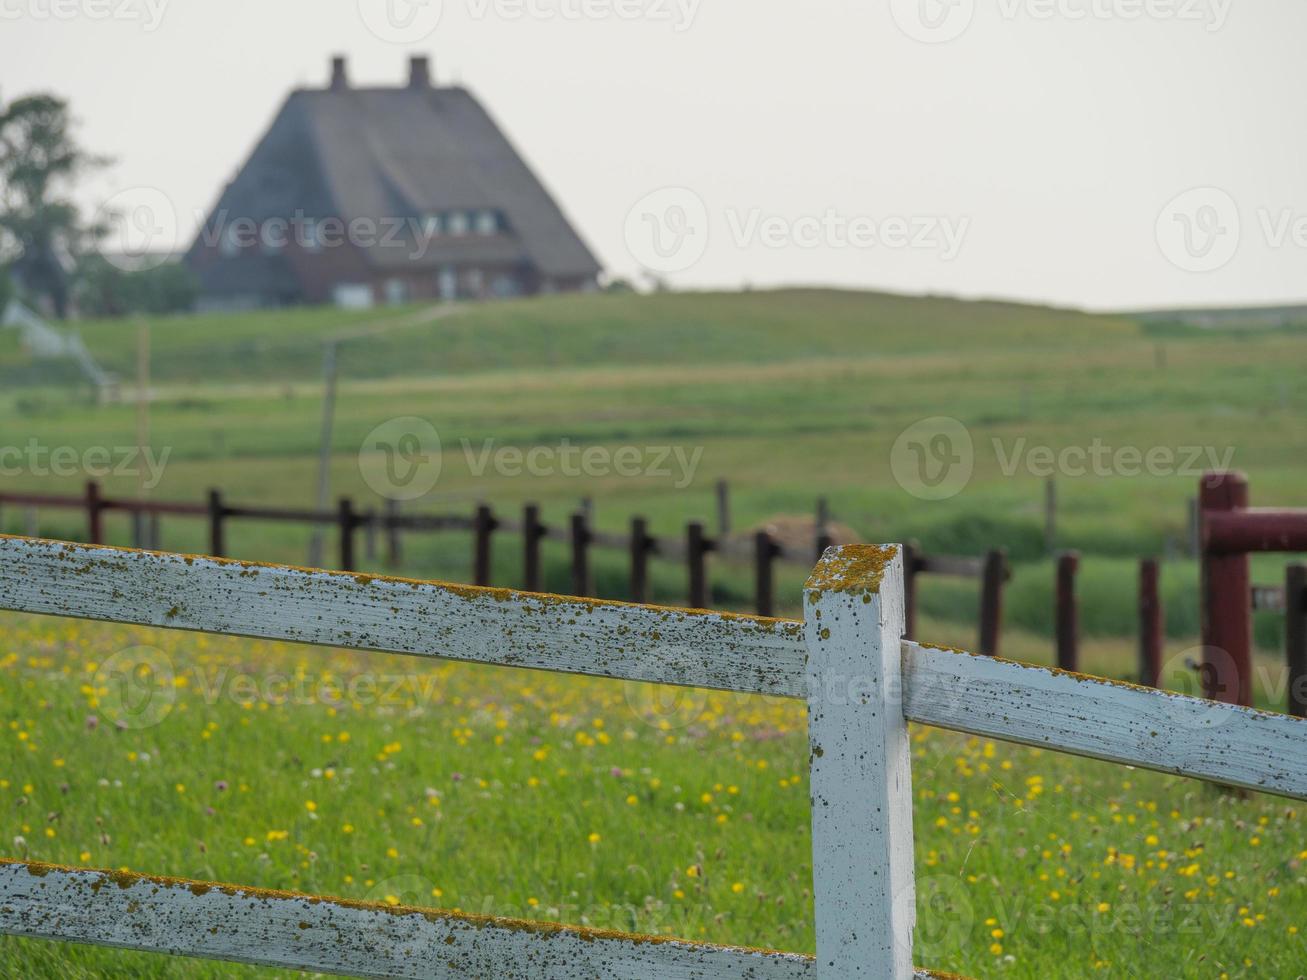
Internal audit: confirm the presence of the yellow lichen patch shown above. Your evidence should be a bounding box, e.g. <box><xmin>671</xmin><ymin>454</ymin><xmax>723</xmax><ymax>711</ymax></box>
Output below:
<box><xmin>804</xmin><ymin>544</ymin><xmax>897</xmax><ymax>596</ymax></box>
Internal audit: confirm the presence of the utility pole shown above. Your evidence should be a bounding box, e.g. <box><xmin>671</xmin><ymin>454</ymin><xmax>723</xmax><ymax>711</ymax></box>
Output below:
<box><xmin>307</xmin><ymin>341</ymin><xmax>339</xmax><ymax>567</ymax></box>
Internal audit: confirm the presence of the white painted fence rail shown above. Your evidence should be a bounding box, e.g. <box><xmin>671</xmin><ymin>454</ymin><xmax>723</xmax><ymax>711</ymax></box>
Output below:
<box><xmin>1</xmin><ymin>534</ymin><xmax>1305</xmax><ymax>977</ymax></box>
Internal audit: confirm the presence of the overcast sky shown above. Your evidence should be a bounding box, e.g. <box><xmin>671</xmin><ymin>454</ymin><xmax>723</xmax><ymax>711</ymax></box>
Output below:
<box><xmin>3</xmin><ymin>0</ymin><xmax>1305</xmax><ymax>310</ymax></box>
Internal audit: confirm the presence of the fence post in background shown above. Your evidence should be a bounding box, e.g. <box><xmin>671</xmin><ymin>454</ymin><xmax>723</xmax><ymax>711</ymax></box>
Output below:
<box><xmin>1138</xmin><ymin>558</ymin><xmax>1163</xmax><ymax>688</ymax></box>
<box><xmin>570</xmin><ymin>512</ymin><xmax>592</xmax><ymax>597</ymax></box>
<box><xmin>384</xmin><ymin>499</ymin><xmax>402</xmax><ymax>569</ymax></box>
<box><xmin>715</xmin><ymin>480</ymin><xmax>731</xmax><ymax>537</ymax></box>
<box><xmin>902</xmin><ymin>541</ymin><xmax>919</xmax><ymax>640</ymax></box>
<box><xmin>687</xmin><ymin>521</ymin><xmax>714</xmax><ymax>609</ymax></box>
<box><xmin>473</xmin><ymin>504</ymin><xmax>497</xmax><ymax>587</ymax></box>
<box><xmin>803</xmin><ymin>545</ymin><xmax>915</xmax><ymax>979</ymax></box>
<box><xmin>523</xmin><ymin>504</ymin><xmax>544</xmax><ymax>592</ymax></box>
<box><xmin>978</xmin><ymin>548</ymin><xmax>1006</xmax><ymax>657</ymax></box>
<box><xmin>1287</xmin><ymin>562</ymin><xmax>1306</xmax><ymax>718</ymax></box>
<box><xmin>131</xmin><ymin>510</ymin><xmax>148</xmax><ymax>549</ymax></box>
<box><xmin>85</xmin><ymin>480</ymin><xmax>104</xmax><ymax>545</ymax></box>
<box><xmin>23</xmin><ymin>507</ymin><xmax>38</xmax><ymax>538</ymax></box>
<box><xmin>814</xmin><ymin>497</ymin><xmax>832</xmax><ymax>563</ymax></box>
<box><xmin>1187</xmin><ymin>497</ymin><xmax>1200</xmax><ymax>558</ymax></box>
<box><xmin>630</xmin><ymin>517</ymin><xmax>654</xmax><ymax>604</ymax></box>
<box><xmin>148</xmin><ymin>513</ymin><xmax>161</xmax><ymax>550</ymax></box>
<box><xmin>1199</xmin><ymin>471</ymin><xmax>1251</xmax><ymax>707</ymax></box>
<box><xmin>207</xmin><ymin>489</ymin><xmax>226</xmax><ymax>558</ymax></box>
<box><xmin>754</xmin><ymin>530</ymin><xmax>780</xmax><ymax>617</ymax></box>
<box><xmin>1055</xmin><ymin>551</ymin><xmax>1080</xmax><ymax>672</ymax></box>
<box><xmin>337</xmin><ymin>497</ymin><xmax>357</xmax><ymax>572</ymax></box>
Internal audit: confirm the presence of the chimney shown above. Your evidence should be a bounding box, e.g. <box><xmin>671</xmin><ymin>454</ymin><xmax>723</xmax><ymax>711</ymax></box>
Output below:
<box><xmin>329</xmin><ymin>55</ymin><xmax>348</xmax><ymax>91</ymax></box>
<box><xmin>409</xmin><ymin>56</ymin><xmax>432</xmax><ymax>89</ymax></box>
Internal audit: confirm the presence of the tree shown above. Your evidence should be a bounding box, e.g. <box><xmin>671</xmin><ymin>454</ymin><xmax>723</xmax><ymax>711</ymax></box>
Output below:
<box><xmin>0</xmin><ymin>93</ymin><xmax>107</xmax><ymax>318</ymax></box>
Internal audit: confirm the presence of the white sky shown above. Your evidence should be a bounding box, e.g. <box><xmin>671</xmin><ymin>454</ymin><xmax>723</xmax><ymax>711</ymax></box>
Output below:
<box><xmin>2</xmin><ymin>0</ymin><xmax>1305</xmax><ymax>310</ymax></box>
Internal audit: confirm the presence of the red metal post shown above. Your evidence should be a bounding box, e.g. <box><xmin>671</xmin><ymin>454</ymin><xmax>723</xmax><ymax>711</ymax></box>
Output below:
<box><xmin>1287</xmin><ymin>562</ymin><xmax>1307</xmax><ymax>718</ymax></box>
<box><xmin>1138</xmin><ymin>558</ymin><xmax>1163</xmax><ymax>688</ymax></box>
<box><xmin>978</xmin><ymin>548</ymin><xmax>1006</xmax><ymax>657</ymax></box>
<box><xmin>688</xmin><ymin>521</ymin><xmax>713</xmax><ymax>609</ymax></box>
<box><xmin>570</xmin><ymin>513</ymin><xmax>592</xmax><ymax>597</ymax></box>
<box><xmin>207</xmin><ymin>489</ymin><xmax>226</xmax><ymax>558</ymax></box>
<box><xmin>1055</xmin><ymin>551</ymin><xmax>1080</xmax><ymax>672</ymax></box>
<box><xmin>1199</xmin><ymin>472</ymin><xmax>1251</xmax><ymax>706</ymax></box>
<box><xmin>523</xmin><ymin>504</ymin><xmax>544</xmax><ymax>592</ymax></box>
<box><xmin>337</xmin><ymin>497</ymin><xmax>357</xmax><ymax>572</ymax></box>
<box><xmin>754</xmin><ymin>530</ymin><xmax>779</xmax><ymax>617</ymax></box>
<box><xmin>85</xmin><ymin>480</ymin><xmax>104</xmax><ymax>545</ymax></box>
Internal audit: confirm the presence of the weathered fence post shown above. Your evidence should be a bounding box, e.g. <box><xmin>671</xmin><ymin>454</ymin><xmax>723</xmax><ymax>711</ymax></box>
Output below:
<box><xmin>523</xmin><ymin>504</ymin><xmax>544</xmax><ymax>592</ymax></box>
<box><xmin>754</xmin><ymin>530</ymin><xmax>780</xmax><ymax>617</ymax></box>
<box><xmin>687</xmin><ymin>521</ymin><xmax>714</xmax><ymax>609</ymax></box>
<box><xmin>85</xmin><ymin>480</ymin><xmax>104</xmax><ymax>545</ymax></box>
<box><xmin>901</xmin><ymin>541</ymin><xmax>919</xmax><ymax>640</ymax></box>
<box><xmin>630</xmin><ymin>517</ymin><xmax>654</xmax><ymax>604</ymax></box>
<box><xmin>803</xmin><ymin>545</ymin><xmax>915</xmax><ymax>979</ymax></box>
<box><xmin>1138</xmin><ymin>558</ymin><xmax>1163</xmax><ymax>688</ymax></box>
<box><xmin>473</xmin><ymin>504</ymin><xmax>497</xmax><ymax>587</ymax></box>
<box><xmin>383</xmin><ymin>498</ymin><xmax>402</xmax><ymax>569</ymax></box>
<box><xmin>1288</xmin><ymin>562</ymin><xmax>1306</xmax><ymax>718</ymax></box>
<box><xmin>1055</xmin><ymin>550</ymin><xmax>1079</xmax><ymax>672</ymax></box>
<box><xmin>570</xmin><ymin>512</ymin><xmax>592</xmax><ymax>597</ymax></box>
<box><xmin>207</xmin><ymin>489</ymin><xmax>226</xmax><ymax>558</ymax></box>
<box><xmin>337</xmin><ymin>497</ymin><xmax>357</xmax><ymax>572</ymax></box>
<box><xmin>1199</xmin><ymin>471</ymin><xmax>1251</xmax><ymax>706</ymax></box>
<box><xmin>978</xmin><ymin>548</ymin><xmax>1006</xmax><ymax>657</ymax></box>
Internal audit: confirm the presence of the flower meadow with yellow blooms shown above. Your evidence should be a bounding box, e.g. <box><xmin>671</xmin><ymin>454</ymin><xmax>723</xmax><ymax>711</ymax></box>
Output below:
<box><xmin>0</xmin><ymin>611</ymin><xmax>1303</xmax><ymax>978</ymax></box>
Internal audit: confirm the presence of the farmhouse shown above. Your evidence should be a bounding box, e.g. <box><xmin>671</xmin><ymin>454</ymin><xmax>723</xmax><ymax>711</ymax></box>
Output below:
<box><xmin>185</xmin><ymin>56</ymin><xmax>601</xmax><ymax>311</ymax></box>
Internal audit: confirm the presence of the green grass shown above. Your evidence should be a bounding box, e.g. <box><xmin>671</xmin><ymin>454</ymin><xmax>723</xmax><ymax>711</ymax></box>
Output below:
<box><xmin>0</xmin><ymin>612</ymin><xmax>1303</xmax><ymax>978</ymax></box>
<box><xmin>2</xmin><ymin>288</ymin><xmax>1306</xmax><ymax>975</ymax></box>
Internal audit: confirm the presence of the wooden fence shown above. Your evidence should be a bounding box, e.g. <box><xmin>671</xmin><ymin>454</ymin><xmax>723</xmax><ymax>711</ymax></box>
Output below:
<box><xmin>0</xmin><ymin>536</ymin><xmax>1304</xmax><ymax>977</ymax></box>
<box><xmin>0</xmin><ymin>482</ymin><xmax>1008</xmax><ymax>650</ymax></box>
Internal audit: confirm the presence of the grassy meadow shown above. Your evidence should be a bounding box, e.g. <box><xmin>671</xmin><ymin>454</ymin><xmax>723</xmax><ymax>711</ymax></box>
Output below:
<box><xmin>1</xmin><ymin>288</ymin><xmax>1305</xmax><ymax>976</ymax></box>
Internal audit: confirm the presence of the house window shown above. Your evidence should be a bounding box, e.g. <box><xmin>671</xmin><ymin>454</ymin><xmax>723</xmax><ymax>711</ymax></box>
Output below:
<box><xmin>438</xmin><ymin>266</ymin><xmax>457</xmax><ymax>300</ymax></box>
<box><xmin>475</xmin><ymin>210</ymin><xmax>498</xmax><ymax>236</ymax></box>
<box><xmin>466</xmin><ymin>268</ymin><xmax>484</xmax><ymax>296</ymax></box>
<box><xmin>447</xmin><ymin>211</ymin><xmax>469</xmax><ymax>236</ymax></box>
<box><xmin>384</xmin><ymin>278</ymin><xmax>409</xmax><ymax>306</ymax></box>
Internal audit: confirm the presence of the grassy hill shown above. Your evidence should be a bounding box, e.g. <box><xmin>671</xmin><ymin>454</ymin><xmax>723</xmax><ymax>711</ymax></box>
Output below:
<box><xmin>2</xmin><ymin>288</ymin><xmax>1304</xmax><ymax>645</ymax></box>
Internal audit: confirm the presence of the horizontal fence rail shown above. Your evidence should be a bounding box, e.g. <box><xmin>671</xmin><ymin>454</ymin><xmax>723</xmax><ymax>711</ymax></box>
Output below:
<box><xmin>2</xmin><ymin>535</ymin><xmax>1304</xmax><ymax>800</ymax></box>
<box><xmin>0</xmin><ymin>861</ymin><xmax>836</xmax><ymax>980</ymax></box>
